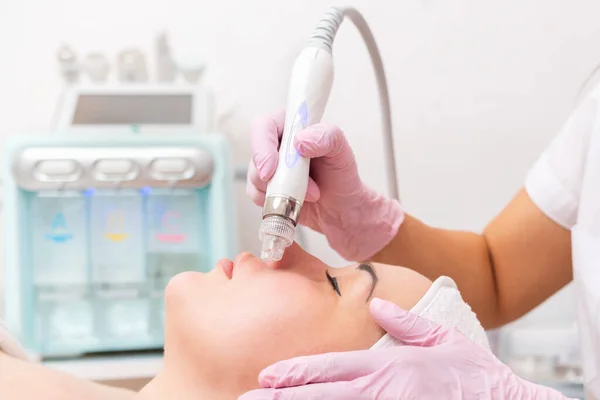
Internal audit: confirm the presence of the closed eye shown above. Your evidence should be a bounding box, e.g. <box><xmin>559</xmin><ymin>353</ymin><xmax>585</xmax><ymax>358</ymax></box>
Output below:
<box><xmin>326</xmin><ymin>271</ymin><xmax>341</xmax><ymax>296</ymax></box>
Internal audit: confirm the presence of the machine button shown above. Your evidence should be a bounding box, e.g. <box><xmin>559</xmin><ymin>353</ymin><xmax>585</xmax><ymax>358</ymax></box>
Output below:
<box><xmin>37</xmin><ymin>160</ymin><xmax>77</xmax><ymax>175</ymax></box>
<box><xmin>152</xmin><ymin>158</ymin><xmax>189</xmax><ymax>174</ymax></box>
<box><xmin>96</xmin><ymin>159</ymin><xmax>134</xmax><ymax>175</ymax></box>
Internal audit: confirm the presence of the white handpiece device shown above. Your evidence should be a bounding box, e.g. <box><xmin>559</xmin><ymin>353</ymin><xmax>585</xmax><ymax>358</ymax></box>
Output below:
<box><xmin>259</xmin><ymin>45</ymin><xmax>334</xmax><ymax>261</ymax></box>
<box><xmin>259</xmin><ymin>6</ymin><xmax>398</xmax><ymax>261</ymax></box>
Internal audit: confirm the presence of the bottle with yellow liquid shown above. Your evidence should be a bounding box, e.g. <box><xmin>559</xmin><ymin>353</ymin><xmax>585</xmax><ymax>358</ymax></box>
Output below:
<box><xmin>90</xmin><ymin>189</ymin><xmax>144</xmax><ymax>285</ymax></box>
<box><xmin>89</xmin><ymin>189</ymin><xmax>149</xmax><ymax>341</ymax></box>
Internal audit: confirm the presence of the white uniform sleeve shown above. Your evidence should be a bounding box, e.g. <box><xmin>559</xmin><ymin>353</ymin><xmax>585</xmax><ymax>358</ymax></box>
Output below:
<box><xmin>525</xmin><ymin>96</ymin><xmax>598</xmax><ymax>230</ymax></box>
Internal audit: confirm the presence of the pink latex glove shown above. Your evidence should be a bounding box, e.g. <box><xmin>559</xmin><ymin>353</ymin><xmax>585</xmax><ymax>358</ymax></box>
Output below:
<box><xmin>239</xmin><ymin>298</ymin><xmax>573</xmax><ymax>400</ymax></box>
<box><xmin>247</xmin><ymin>110</ymin><xmax>404</xmax><ymax>261</ymax></box>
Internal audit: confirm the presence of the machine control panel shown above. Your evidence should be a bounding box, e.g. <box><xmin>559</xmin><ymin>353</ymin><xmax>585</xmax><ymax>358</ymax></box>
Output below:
<box><xmin>12</xmin><ymin>147</ymin><xmax>215</xmax><ymax>190</ymax></box>
<box><xmin>150</xmin><ymin>158</ymin><xmax>192</xmax><ymax>181</ymax></box>
<box><xmin>93</xmin><ymin>159</ymin><xmax>138</xmax><ymax>182</ymax></box>
<box><xmin>34</xmin><ymin>160</ymin><xmax>82</xmax><ymax>182</ymax></box>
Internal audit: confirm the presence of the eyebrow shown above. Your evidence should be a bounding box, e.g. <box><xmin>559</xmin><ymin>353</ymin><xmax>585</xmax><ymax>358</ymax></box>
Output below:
<box><xmin>357</xmin><ymin>263</ymin><xmax>378</xmax><ymax>302</ymax></box>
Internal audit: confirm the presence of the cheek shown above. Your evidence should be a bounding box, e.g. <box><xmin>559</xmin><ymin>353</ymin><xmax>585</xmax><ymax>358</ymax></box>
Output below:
<box><xmin>213</xmin><ymin>276</ymin><xmax>341</xmax><ymax>368</ymax></box>
<box><xmin>166</xmin><ymin>272</ymin><xmax>340</xmax><ymax>368</ymax></box>
<box><xmin>331</xmin><ymin>304</ymin><xmax>384</xmax><ymax>351</ymax></box>
<box><xmin>226</xmin><ymin>277</ymin><xmax>332</xmax><ymax>340</ymax></box>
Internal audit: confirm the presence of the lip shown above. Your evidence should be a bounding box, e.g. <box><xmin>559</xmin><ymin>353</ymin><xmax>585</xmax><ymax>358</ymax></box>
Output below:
<box><xmin>218</xmin><ymin>258</ymin><xmax>234</xmax><ymax>279</ymax></box>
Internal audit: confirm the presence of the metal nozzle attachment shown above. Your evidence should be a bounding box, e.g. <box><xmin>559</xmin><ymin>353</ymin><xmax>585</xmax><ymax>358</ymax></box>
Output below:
<box><xmin>262</xmin><ymin>195</ymin><xmax>302</xmax><ymax>224</ymax></box>
<box><xmin>259</xmin><ymin>195</ymin><xmax>301</xmax><ymax>261</ymax></box>
<box><xmin>259</xmin><ymin>215</ymin><xmax>295</xmax><ymax>261</ymax></box>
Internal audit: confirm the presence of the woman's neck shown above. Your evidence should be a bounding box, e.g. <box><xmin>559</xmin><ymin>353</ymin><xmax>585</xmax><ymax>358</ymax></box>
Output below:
<box><xmin>137</xmin><ymin>372</ymin><xmax>235</xmax><ymax>400</ymax></box>
<box><xmin>136</xmin><ymin>373</ymin><xmax>241</xmax><ymax>400</ymax></box>
<box><xmin>136</xmin><ymin>358</ymin><xmax>251</xmax><ymax>400</ymax></box>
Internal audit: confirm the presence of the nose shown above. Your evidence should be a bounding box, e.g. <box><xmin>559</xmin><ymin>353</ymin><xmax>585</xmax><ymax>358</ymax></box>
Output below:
<box><xmin>269</xmin><ymin>242</ymin><xmax>326</xmax><ymax>278</ymax></box>
<box><xmin>234</xmin><ymin>251</ymin><xmax>256</xmax><ymax>266</ymax></box>
<box><xmin>270</xmin><ymin>242</ymin><xmax>304</xmax><ymax>268</ymax></box>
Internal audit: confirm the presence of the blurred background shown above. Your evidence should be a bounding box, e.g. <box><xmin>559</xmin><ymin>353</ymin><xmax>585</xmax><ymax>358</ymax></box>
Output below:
<box><xmin>1</xmin><ymin>0</ymin><xmax>600</xmax><ymax>397</ymax></box>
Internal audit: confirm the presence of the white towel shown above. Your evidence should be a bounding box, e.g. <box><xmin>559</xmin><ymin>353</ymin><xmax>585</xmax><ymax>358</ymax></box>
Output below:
<box><xmin>371</xmin><ymin>276</ymin><xmax>490</xmax><ymax>350</ymax></box>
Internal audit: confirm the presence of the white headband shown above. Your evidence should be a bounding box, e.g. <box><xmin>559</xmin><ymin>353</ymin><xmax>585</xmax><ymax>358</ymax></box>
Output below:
<box><xmin>370</xmin><ymin>276</ymin><xmax>490</xmax><ymax>350</ymax></box>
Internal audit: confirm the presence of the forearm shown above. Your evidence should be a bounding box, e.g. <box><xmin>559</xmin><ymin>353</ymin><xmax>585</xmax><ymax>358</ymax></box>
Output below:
<box><xmin>373</xmin><ymin>189</ymin><xmax>573</xmax><ymax>329</ymax></box>
<box><xmin>0</xmin><ymin>352</ymin><xmax>136</xmax><ymax>400</ymax></box>
<box><xmin>373</xmin><ymin>214</ymin><xmax>501</xmax><ymax>328</ymax></box>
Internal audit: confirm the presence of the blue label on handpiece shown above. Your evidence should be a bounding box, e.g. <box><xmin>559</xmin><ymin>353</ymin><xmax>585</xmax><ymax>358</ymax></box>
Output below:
<box><xmin>285</xmin><ymin>102</ymin><xmax>309</xmax><ymax>168</ymax></box>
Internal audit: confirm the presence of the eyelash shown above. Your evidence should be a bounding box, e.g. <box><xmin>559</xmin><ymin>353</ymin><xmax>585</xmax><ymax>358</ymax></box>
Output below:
<box><xmin>326</xmin><ymin>271</ymin><xmax>341</xmax><ymax>296</ymax></box>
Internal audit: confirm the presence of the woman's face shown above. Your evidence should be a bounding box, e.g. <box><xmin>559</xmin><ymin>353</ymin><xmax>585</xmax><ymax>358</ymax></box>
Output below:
<box><xmin>163</xmin><ymin>243</ymin><xmax>431</xmax><ymax>390</ymax></box>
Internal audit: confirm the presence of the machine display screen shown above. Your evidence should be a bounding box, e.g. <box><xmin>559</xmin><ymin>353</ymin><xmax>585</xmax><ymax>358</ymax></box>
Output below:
<box><xmin>72</xmin><ymin>94</ymin><xmax>193</xmax><ymax>125</ymax></box>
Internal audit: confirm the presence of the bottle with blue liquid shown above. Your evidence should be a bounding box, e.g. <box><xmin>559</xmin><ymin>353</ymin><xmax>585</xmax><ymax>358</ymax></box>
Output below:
<box><xmin>30</xmin><ymin>191</ymin><xmax>93</xmax><ymax>348</ymax></box>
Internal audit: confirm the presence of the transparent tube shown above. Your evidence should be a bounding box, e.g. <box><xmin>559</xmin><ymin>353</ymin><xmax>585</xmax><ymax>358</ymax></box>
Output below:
<box><xmin>259</xmin><ymin>216</ymin><xmax>295</xmax><ymax>261</ymax></box>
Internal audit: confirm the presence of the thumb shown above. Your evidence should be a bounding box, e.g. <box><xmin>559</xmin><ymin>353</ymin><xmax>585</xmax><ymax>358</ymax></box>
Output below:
<box><xmin>294</xmin><ymin>124</ymin><xmax>351</xmax><ymax>160</ymax></box>
<box><xmin>369</xmin><ymin>298</ymin><xmax>455</xmax><ymax>347</ymax></box>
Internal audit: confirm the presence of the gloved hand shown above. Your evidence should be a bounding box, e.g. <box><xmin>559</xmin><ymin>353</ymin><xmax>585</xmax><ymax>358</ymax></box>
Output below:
<box><xmin>247</xmin><ymin>110</ymin><xmax>404</xmax><ymax>261</ymax></box>
<box><xmin>0</xmin><ymin>319</ymin><xmax>29</xmax><ymax>361</ymax></box>
<box><xmin>239</xmin><ymin>298</ymin><xmax>573</xmax><ymax>400</ymax></box>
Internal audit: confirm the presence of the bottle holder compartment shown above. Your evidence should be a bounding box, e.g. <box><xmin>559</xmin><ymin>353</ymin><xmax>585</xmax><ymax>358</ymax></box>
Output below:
<box><xmin>22</xmin><ymin>187</ymin><xmax>210</xmax><ymax>356</ymax></box>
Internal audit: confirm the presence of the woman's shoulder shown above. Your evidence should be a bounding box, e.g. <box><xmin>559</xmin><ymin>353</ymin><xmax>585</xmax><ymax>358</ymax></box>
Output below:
<box><xmin>0</xmin><ymin>319</ymin><xmax>29</xmax><ymax>360</ymax></box>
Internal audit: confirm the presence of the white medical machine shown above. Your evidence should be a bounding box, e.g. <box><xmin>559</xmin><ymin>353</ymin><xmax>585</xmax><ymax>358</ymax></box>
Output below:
<box><xmin>53</xmin><ymin>84</ymin><xmax>214</xmax><ymax>135</ymax></box>
<box><xmin>3</xmin><ymin>134</ymin><xmax>236</xmax><ymax>359</ymax></box>
<box><xmin>1</xmin><ymin>39</ymin><xmax>236</xmax><ymax>360</ymax></box>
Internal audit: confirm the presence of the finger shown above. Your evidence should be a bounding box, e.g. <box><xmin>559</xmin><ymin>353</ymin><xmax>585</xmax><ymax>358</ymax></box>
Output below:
<box><xmin>246</xmin><ymin>178</ymin><xmax>266</xmax><ymax>207</ymax></box>
<box><xmin>257</xmin><ymin>350</ymin><xmax>379</xmax><ymax>388</ymax></box>
<box><xmin>239</xmin><ymin>381</ymin><xmax>360</xmax><ymax>400</ymax></box>
<box><xmin>305</xmin><ymin>177</ymin><xmax>321</xmax><ymax>202</ymax></box>
<box><xmin>247</xmin><ymin>160</ymin><xmax>268</xmax><ymax>192</ymax></box>
<box><xmin>370</xmin><ymin>298</ymin><xmax>455</xmax><ymax>347</ymax></box>
<box><xmin>249</xmin><ymin>143</ymin><xmax>320</xmax><ymax>202</ymax></box>
<box><xmin>251</xmin><ymin>110</ymin><xmax>285</xmax><ymax>181</ymax></box>
<box><xmin>294</xmin><ymin>123</ymin><xmax>352</xmax><ymax>160</ymax></box>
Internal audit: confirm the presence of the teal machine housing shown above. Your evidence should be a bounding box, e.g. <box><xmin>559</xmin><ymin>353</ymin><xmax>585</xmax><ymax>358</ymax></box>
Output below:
<box><xmin>2</xmin><ymin>134</ymin><xmax>237</xmax><ymax>358</ymax></box>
